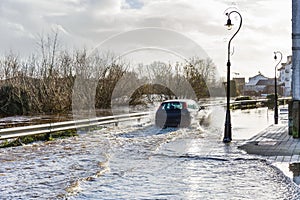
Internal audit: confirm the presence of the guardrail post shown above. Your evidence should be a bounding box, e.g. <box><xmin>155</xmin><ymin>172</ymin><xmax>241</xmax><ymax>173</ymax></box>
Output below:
<box><xmin>46</xmin><ymin>133</ymin><xmax>51</xmax><ymax>140</ymax></box>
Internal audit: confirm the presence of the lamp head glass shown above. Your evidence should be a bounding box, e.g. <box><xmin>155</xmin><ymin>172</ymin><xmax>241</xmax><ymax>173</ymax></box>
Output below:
<box><xmin>225</xmin><ymin>18</ymin><xmax>233</xmax><ymax>30</ymax></box>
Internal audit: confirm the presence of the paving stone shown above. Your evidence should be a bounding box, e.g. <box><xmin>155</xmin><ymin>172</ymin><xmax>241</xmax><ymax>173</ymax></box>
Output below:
<box><xmin>291</xmin><ymin>155</ymin><xmax>299</xmax><ymax>163</ymax></box>
<box><xmin>283</xmin><ymin>156</ymin><xmax>292</xmax><ymax>162</ymax></box>
<box><xmin>267</xmin><ymin>156</ymin><xmax>276</xmax><ymax>162</ymax></box>
<box><xmin>239</xmin><ymin>124</ymin><xmax>300</xmax><ymax>159</ymax></box>
<box><xmin>275</xmin><ymin>156</ymin><xmax>284</xmax><ymax>162</ymax></box>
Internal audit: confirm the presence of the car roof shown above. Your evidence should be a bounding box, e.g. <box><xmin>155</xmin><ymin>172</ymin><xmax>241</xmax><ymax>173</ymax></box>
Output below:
<box><xmin>161</xmin><ymin>99</ymin><xmax>197</xmax><ymax>104</ymax></box>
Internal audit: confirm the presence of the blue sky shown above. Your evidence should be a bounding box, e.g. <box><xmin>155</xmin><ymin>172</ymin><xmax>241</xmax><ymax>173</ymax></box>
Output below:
<box><xmin>0</xmin><ymin>0</ymin><xmax>292</xmax><ymax>80</ymax></box>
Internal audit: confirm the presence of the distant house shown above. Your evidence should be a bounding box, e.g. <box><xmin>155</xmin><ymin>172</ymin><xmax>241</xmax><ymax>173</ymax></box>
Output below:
<box><xmin>247</xmin><ymin>73</ymin><xmax>268</xmax><ymax>85</ymax></box>
<box><xmin>256</xmin><ymin>78</ymin><xmax>276</xmax><ymax>94</ymax></box>
<box><xmin>278</xmin><ymin>55</ymin><xmax>292</xmax><ymax>97</ymax></box>
<box><xmin>244</xmin><ymin>73</ymin><xmax>283</xmax><ymax>96</ymax></box>
<box><xmin>244</xmin><ymin>73</ymin><xmax>268</xmax><ymax>96</ymax></box>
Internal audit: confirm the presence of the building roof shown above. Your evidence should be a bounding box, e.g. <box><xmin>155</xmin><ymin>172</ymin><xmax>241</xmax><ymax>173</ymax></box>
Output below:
<box><xmin>256</xmin><ymin>79</ymin><xmax>274</xmax><ymax>86</ymax></box>
<box><xmin>256</xmin><ymin>78</ymin><xmax>284</xmax><ymax>86</ymax></box>
<box><xmin>277</xmin><ymin>55</ymin><xmax>292</xmax><ymax>70</ymax></box>
<box><xmin>246</xmin><ymin>73</ymin><xmax>268</xmax><ymax>86</ymax></box>
<box><xmin>249</xmin><ymin>73</ymin><xmax>268</xmax><ymax>80</ymax></box>
<box><xmin>278</xmin><ymin>63</ymin><xmax>286</xmax><ymax>70</ymax></box>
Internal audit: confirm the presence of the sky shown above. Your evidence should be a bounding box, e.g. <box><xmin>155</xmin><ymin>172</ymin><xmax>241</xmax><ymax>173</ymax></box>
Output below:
<box><xmin>0</xmin><ymin>0</ymin><xmax>292</xmax><ymax>81</ymax></box>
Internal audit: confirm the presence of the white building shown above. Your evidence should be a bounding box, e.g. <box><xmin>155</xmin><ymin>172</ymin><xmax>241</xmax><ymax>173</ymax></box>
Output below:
<box><xmin>244</xmin><ymin>72</ymin><xmax>282</xmax><ymax>96</ymax></box>
<box><xmin>278</xmin><ymin>55</ymin><xmax>292</xmax><ymax>97</ymax></box>
<box><xmin>244</xmin><ymin>73</ymin><xmax>268</xmax><ymax>95</ymax></box>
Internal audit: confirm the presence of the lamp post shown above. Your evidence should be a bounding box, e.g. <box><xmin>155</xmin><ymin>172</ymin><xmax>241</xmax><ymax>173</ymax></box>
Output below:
<box><xmin>223</xmin><ymin>10</ymin><xmax>242</xmax><ymax>143</ymax></box>
<box><xmin>273</xmin><ymin>51</ymin><xmax>282</xmax><ymax>124</ymax></box>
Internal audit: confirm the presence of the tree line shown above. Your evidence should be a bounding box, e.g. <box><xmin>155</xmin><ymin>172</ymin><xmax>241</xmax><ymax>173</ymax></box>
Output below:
<box><xmin>0</xmin><ymin>33</ymin><xmax>225</xmax><ymax>117</ymax></box>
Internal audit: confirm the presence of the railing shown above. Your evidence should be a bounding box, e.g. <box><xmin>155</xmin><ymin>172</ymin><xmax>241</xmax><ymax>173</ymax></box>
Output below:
<box><xmin>201</xmin><ymin>97</ymin><xmax>292</xmax><ymax>108</ymax></box>
<box><xmin>0</xmin><ymin>112</ymin><xmax>150</xmax><ymax>140</ymax></box>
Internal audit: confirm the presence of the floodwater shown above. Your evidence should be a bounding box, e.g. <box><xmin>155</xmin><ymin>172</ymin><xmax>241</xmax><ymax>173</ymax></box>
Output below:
<box><xmin>0</xmin><ymin>106</ymin><xmax>300</xmax><ymax>199</ymax></box>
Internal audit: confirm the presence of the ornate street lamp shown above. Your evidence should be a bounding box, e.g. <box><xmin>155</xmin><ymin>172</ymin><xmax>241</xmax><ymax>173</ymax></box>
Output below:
<box><xmin>223</xmin><ymin>10</ymin><xmax>242</xmax><ymax>143</ymax></box>
<box><xmin>274</xmin><ymin>51</ymin><xmax>282</xmax><ymax>124</ymax></box>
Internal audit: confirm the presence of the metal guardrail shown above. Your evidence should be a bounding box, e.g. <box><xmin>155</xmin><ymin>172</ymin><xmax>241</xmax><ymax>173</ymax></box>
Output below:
<box><xmin>201</xmin><ymin>97</ymin><xmax>292</xmax><ymax>108</ymax></box>
<box><xmin>0</xmin><ymin>112</ymin><xmax>150</xmax><ymax>140</ymax></box>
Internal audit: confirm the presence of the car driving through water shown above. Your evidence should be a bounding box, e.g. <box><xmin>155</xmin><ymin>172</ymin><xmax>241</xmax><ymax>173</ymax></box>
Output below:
<box><xmin>155</xmin><ymin>99</ymin><xmax>201</xmax><ymax>128</ymax></box>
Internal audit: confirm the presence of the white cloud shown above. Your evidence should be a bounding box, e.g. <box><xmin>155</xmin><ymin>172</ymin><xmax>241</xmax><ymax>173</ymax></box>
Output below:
<box><xmin>0</xmin><ymin>0</ymin><xmax>292</xmax><ymax>79</ymax></box>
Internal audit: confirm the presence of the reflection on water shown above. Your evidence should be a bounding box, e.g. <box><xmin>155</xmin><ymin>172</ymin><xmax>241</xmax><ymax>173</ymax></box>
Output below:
<box><xmin>231</xmin><ymin>107</ymin><xmax>273</xmax><ymax>140</ymax></box>
<box><xmin>0</xmin><ymin>114</ymin><xmax>71</xmax><ymax>128</ymax></box>
<box><xmin>0</xmin><ymin>109</ymin><xmax>114</xmax><ymax>128</ymax></box>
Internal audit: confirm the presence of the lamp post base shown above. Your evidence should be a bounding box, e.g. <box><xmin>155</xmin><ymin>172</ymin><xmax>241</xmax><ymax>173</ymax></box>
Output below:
<box><xmin>223</xmin><ymin>126</ymin><xmax>232</xmax><ymax>143</ymax></box>
<box><xmin>223</xmin><ymin>137</ymin><xmax>232</xmax><ymax>143</ymax></box>
<box><xmin>274</xmin><ymin>117</ymin><xmax>278</xmax><ymax>125</ymax></box>
<box><xmin>223</xmin><ymin>110</ymin><xmax>232</xmax><ymax>143</ymax></box>
<box><xmin>274</xmin><ymin>101</ymin><xmax>278</xmax><ymax>125</ymax></box>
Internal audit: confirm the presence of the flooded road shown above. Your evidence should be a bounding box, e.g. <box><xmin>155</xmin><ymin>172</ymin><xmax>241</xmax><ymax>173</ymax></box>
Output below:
<box><xmin>0</xmin><ymin>106</ymin><xmax>299</xmax><ymax>199</ymax></box>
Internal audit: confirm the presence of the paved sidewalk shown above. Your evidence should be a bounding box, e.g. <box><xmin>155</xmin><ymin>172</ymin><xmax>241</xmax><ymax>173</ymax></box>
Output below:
<box><xmin>239</xmin><ymin>124</ymin><xmax>300</xmax><ymax>163</ymax></box>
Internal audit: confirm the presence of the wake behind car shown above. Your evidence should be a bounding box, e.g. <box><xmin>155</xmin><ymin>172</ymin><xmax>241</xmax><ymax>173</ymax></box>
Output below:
<box><xmin>155</xmin><ymin>99</ymin><xmax>200</xmax><ymax>128</ymax></box>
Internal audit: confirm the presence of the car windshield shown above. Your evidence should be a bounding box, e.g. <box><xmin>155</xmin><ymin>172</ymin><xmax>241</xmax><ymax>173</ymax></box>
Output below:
<box><xmin>161</xmin><ymin>102</ymin><xmax>184</xmax><ymax>110</ymax></box>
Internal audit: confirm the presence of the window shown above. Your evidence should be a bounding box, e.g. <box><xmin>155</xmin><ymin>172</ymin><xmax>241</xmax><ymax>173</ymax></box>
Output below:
<box><xmin>161</xmin><ymin>102</ymin><xmax>183</xmax><ymax>110</ymax></box>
